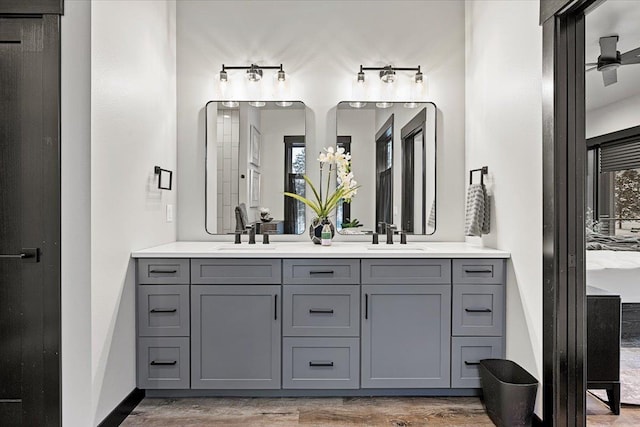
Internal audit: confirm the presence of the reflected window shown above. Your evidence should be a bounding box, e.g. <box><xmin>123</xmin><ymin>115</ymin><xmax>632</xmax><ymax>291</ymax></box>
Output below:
<box><xmin>336</xmin><ymin>136</ymin><xmax>352</xmax><ymax>230</ymax></box>
<box><xmin>284</xmin><ymin>136</ymin><xmax>305</xmax><ymax>234</ymax></box>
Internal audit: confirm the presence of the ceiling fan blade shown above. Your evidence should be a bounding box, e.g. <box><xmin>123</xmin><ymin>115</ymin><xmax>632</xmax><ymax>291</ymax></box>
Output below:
<box><xmin>599</xmin><ymin>36</ymin><xmax>619</xmax><ymax>59</ymax></box>
<box><xmin>602</xmin><ymin>68</ymin><xmax>617</xmax><ymax>86</ymax></box>
<box><xmin>621</xmin><ymin>46</ymin><xmax>640</xmax><ymax>64</ymax></box>
<box><xmin>586</xmin><ymin>66</ymin><xmax>598</xmax><ymax>72</ymax></box>
<box><xmin>585</xmin><ymin>62</ymin><xmax>598</xmax><ymax>66</ymax></box>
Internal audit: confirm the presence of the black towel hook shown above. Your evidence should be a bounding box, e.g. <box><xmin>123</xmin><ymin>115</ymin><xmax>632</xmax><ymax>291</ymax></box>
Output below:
<box><xmin>469</xmin><ymin>166</ymin><xmax>488</xmax><ymax>185</ymax></box>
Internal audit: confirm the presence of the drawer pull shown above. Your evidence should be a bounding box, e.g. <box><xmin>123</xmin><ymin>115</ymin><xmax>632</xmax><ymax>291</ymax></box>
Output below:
<box><xmin>275</xmin><ymin>294</ymin><xmax>278</xmax><ymax>320</ymax></box>
<box><xmin>464</xmin><ymin>268</ymin><xmax>492</xmax><ymax>274</ymax></box>
<box><xmin>309</xmin><ymin>270</ymin><xmax>335</xmax><ymax>275</ymax></box>
<box><xmin>465</xmin><ymin>308</ymin><xmax>492</xmax><ymax>313</ymax></box>
<box><xmin>149</xmin><ymin>269</ymin><xmax>178</xmax><ymax>274</ymax></box>
<box><xmin>309</xmin><ymin>361</ymin><xmax>334</xmax><ymax>367</ymax></box>
<box><xmin>309</xmin><ymin>308</ymin><xmax>334</xmax><ymax>314</ymax></box>
<box><xmin>150</xmin><ymin>308</ymin><xmax>177</xmax><ymax>313</ymax></box>
<box><xmin>150</xmin><ymin>360</ymin><xmax>177</xmax><ymax>366</ymax></box>
<box><xmin>464</xmin><ymin>361</ymin><xmax>480</xmax><ymax>366</ymax></box>
<box><xmin>365</xmin><ymin>294</ymin><xmax>369</xmax><ymax>319</ymax></box>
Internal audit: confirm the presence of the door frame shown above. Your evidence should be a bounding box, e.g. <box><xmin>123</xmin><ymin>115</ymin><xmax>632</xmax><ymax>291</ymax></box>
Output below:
<box><xmin>540</xmin><ymin>0</ymin><xmax>601</xmax><ymax>424</ymax></box>
<box><xmin>1</xmin><ymin>1</ymin><xmax>63</xmax><ymax>425</ymax></box>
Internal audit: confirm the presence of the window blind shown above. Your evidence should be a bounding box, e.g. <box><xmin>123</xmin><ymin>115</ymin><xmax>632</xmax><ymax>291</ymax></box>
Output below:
<box><xmin>600</xmin><ymin>140</ymin><xmax>640</xmax><ymax>172</ymax></box>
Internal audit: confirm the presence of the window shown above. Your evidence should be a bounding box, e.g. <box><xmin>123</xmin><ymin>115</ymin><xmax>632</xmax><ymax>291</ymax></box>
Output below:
<box><xmin>587</xmin><ymin>137</ymin><xmax>640</xmax><ymax>236</ymax></box>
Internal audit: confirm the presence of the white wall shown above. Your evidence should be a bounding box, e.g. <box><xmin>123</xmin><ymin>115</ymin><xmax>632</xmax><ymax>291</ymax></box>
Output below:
<box><xmin>177</xmin><ymin>0</ymin><xmax>466</xmax><ymax>242</ymax></box>
<box><xmin>587</xmin><ymin>93</ymin><xmax>640</xmax><ymax>138</ymax></box>
<box><xmin>465</xmin><ymin>0</ymin><xmax>543</xmax><ymax>418</ymax></box>
<box><xmin>91</xmin><ymin>1</ymin><xmax>177</xmax><ymax>424</ymax></box>
<box><xmin>61</xmin><ymin>1</ymin><xmax>92</xmax><ymax>425</ymax></box>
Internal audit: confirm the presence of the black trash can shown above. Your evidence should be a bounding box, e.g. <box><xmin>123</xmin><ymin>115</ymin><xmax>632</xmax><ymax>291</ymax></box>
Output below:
<box><xmin>479</xmin><ymin>359</ymin><xmax>538</xmax><ymax>427</ymax></box>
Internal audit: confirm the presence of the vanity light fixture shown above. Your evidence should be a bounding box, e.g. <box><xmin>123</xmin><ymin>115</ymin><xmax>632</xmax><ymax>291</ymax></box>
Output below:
<box><xmin>276</xmin><ymin>101</ymin><xmax>293</xmax><ymax>107</ymax></box>
<box><xmin>376</xmin><ymin>102</ymin><xmax>393</xmax><ymax>109</ymax></box>
<box><xmin>249</xmin><ymin>101</ymin><xmax>266</xmax><ymax>107</ymax></box>
<box><xmin>218</xmin><ymin>63</ymin><xmax>287</xmax><ymax>83</ymax></box>
<box><xmin>404</xmin><ymin>102</ymin><xmax>419</xmax><ymax>109</ymax></box>
<box><xmin>221</xmin><ymin>101</ymin><xmax>239</xmax><ymax>108</ymax></box>
<box><xmin>357</xmin><ymin>64</ymin><xmax>422</xmax><ymax>84</ymax></box>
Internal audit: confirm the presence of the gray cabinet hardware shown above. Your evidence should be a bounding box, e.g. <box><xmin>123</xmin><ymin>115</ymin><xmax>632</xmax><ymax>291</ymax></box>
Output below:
<box><xmin>150</xmin><ymin>308</ymin><xmax>177</xmax><ymax>313</ymax></box>
<box><xmin>309</xmin><ymin>308</ymin><xmax>334</xmax><ymax>314</ymax></box>
<box><xmin>309</xmin><ymin>361</ymin><xmax>334</xmax><ymax>367</ymax></box>
<box><xmin>150</xmin><ymin>360</ymin><xmax>177</xmax><ymax>366</ymax></box>
<box><xmin>309</xmin><ymin>270</ymin><xmax>335</xmax><ymax>275</ymax></box>
<box><xmin>464</xmin><ymin>308</ymin><xmax>492</xmax><ymax>313</ymax></box>
<box><xmin>275</xmin><ymin>294</ymin><xmax>278</xmax><ymax>320</ymax></box>
<box><xmin>149</xmin><ymin>269</ymin><xmax>177</xmax><ymax>274</ymax></box>
<box><xmin>464</xmin><ymin>361</ymin><xmax>480</xmax><ymax>366</ymax></box>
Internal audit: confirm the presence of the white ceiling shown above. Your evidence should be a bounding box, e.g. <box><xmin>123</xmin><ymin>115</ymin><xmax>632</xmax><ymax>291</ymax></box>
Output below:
<box><xmin>586</xmin><ymin>0</ymin><xmax>640</xmax><ymax>111</ymax></box>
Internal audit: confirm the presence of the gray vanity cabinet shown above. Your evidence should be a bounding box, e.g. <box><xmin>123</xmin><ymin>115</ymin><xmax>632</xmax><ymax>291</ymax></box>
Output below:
<box><xmin>361</xmin><ymin>284</ymin><xmax>451</xmax><ymax>388</ymax></box>
<box><xmin>136</xmin><ymin>255</ymin><xmax>507</xmax><ymax>394</ymax></box>
<box><xmin>190</xmin><ymin>285</ymin><xmax>281</xmax><ymax>389</ymax></box>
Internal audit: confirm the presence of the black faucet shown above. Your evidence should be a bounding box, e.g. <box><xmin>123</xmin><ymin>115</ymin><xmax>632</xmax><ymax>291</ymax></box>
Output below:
<box><xmin>246</xmin><ymin>225</ymin><xmax>256</xmax><ymax>244</ymax></box>
<box><xmin>386</xmin><ymin>224</ymin><xmax>396</xmax><ymax>244</ymax></box>
<box><xmin>262</xmin><ymin>231</ymin><xmax>270</xmax><ymax>245</ymax></box>
<box><xmin>234</xmin><ymin>231</ymin><xmax>242</xmax><ymax>244</ymax></box>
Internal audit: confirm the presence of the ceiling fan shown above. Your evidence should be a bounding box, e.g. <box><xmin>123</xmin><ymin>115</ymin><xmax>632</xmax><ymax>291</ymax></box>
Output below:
<box><xmin>586</xmin><ymin>36</ymin><xmax>640</xmax><ymax>86</ymax></box>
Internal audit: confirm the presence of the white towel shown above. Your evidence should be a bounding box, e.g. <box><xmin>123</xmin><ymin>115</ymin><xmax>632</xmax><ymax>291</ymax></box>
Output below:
<box><xmin>465</xmin><ymin>184</ymin><xmax>490</xmax><ymax>236</ymax></box>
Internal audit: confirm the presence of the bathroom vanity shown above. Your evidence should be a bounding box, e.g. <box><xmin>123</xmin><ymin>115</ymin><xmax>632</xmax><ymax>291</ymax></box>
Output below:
<box><xmin>132</xmin><ymin>242</ymin><xmax>509</xmax><ymax>397</ymax></box>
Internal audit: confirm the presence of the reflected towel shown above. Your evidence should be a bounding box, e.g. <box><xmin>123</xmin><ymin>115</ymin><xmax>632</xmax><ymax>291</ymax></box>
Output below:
<box><xmin>465</xmin><ymin>184</ymin><xmax>490</xmax><ymax>236</ymax></box>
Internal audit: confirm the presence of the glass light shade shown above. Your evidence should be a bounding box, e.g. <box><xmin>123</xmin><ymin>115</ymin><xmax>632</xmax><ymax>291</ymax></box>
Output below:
<box><xmin>221</xmin><ymin>101</ymin><xmax>239</xmax><ymax>108</ymax></box>
<box><xmin>403</xmin><ymin>102</ymin><xmax>419</xmax><ymax>108</ymax></box>
<box><xmin>379</xmin><ymin>69</ymin><xmax>396</xmax><ymax>83</ymax></box>
<box><xmin>249</xmin><ymin>101</ymin><xmax>266</xmax><ymax>107</ymax></box>
<box><xmin>376</xmin><ymin>102</ymin><xmax>393</xmax><ymax>108</ymax></box>
<box><xmin>349</xmin><ymin>102</ymin><xmax>367</xmax><ymax>108</ymax></box>
<box><xmin>276</xmin><ymin>101</ymin><xmax>293</xmax><ymax>107</ymax></box>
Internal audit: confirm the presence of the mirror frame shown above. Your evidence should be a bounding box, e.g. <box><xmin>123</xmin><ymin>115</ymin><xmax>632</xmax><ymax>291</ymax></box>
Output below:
<box><xmin>204</xmin><ymin>100</ymin><xmax>308</xmax><ymax>235</ymax></box>
<box><xmin>335</xmin><ymin>101</ymin><xmax>437</xmax><ymax>235</ymax></box>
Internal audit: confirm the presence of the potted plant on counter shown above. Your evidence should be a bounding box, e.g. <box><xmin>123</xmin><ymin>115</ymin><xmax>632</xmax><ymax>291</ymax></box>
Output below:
<box><xmin>284</xmin><ymin>146</ymin><xmax>360</xmax><ymax>244</ymax></box>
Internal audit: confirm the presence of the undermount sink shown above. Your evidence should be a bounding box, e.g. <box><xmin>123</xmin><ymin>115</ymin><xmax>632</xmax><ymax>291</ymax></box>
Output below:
<box><xmin>216</xmin><ymin>245</ymin><xmax>277</xmax><ymax>251</ymax></box>
<box><xmin>366</xmin><ymin>246</ymin><xmax>426</xmax><ymax>251</ymax></box>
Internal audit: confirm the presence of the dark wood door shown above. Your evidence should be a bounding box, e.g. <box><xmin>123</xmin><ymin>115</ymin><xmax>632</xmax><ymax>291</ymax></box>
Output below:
<box><xmin>0</xmin><ymin>16</ymin><xmax>60</xmax><ymax>426</ymax></box>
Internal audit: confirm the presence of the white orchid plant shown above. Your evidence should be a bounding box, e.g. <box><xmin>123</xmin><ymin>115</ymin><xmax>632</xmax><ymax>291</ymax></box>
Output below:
<box><xmin>284</xmin><ymin>146</ymin><xmax>360</xmax><ymax>219</ymax></box>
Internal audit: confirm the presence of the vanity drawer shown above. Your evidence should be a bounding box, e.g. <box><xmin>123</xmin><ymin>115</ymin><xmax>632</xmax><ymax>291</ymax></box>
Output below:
<box><xmin>191</xmin><ymin>259</ymin><xmax>281</xmax><ymax>284</ymax></box>
<box><xmin>137</xmin><ymin>259</ymin><xmax>190</xmax><ymax>285</ymax></box>
<box><xmin>283</xmin><ymin>285</ymin><xmax>359</xmax><ymax>337</ymax></box>
<box><xmin>361</xmin><ymin>259</ymin><xmax>451</xmax><ymax>284</ymax></box>
<box><xmin>451</xmin><ymin>337</ymin><xmax>503</xmax><ymax>388</ymax></box>
<box><xmin>283</xmin><ymin>337</ymin><xmax>359</xmax><ymax>389</ymax></box>
<box><xmin>452</xmin><ymin>259</ymin><xmax>505</xmax><ymax>285</ymax></box>
<box><xmin>137</xmin><ymin>337</ymin><xmax>190</xmax><ymax>389</ymax></box>
<box><xmin>283</xmin><ymin>259</ymin><xmax>360</xmax><ymax>285</ymax></box>
<box><xmin>138</xmin><ymin>285</ymin><xmax>190</xmax><ymax>337</ymax></box>
<box><xmin>452</xmin><ymin>284</ymin><xmax>504</xmax><ymax>336</ymax></box>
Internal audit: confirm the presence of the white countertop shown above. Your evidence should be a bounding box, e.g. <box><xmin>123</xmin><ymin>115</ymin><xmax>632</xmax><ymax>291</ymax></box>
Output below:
<box><xmin>131</xmin><ymin>241</ymin><xmax>510</xmax><ymax>259</ymax></box>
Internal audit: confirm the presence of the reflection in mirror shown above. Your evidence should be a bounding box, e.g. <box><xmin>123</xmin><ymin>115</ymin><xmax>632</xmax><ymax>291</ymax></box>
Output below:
<box><xmin>336</xmin><ymin>102</ymin><xmax>436</xmax><ymax>235</ymax></box>
<box><xmin>205</xmin><ymin>101</ymin><xmax>306</xmax><ymax>235</ymax></box>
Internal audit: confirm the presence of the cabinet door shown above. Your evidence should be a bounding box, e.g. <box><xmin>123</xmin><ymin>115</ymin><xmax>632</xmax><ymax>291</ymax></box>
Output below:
<box><xmin>191</xmin><ymin>285</ymin><xmax>281</xmax><ymax>389</ymax></box>
<box><xmin>361</xmin><ymin>284</ymin><xmax>451</xmax><ymax>388</ymax></box>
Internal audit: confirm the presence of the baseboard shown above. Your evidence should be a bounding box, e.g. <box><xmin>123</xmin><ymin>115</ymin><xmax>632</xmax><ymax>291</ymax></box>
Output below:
<box><xmin>97</xmin><ymin>388</ymin><xmax>145</xmax><ymax>427</ymax></box>
<box><xmin>533</xmin><ymin>413</ymin><xmax>544</xmax><ymax>426</ymax></box>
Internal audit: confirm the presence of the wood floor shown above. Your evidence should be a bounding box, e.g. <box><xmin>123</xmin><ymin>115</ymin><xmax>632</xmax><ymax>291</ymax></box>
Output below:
<box><xmin>121</xmin><ymin>394</ymin><xmax>640</xmax><ymax>426</ymax></box>
<box><xmin>122</xmin><ymin>396</ymin><xmax>494</xmax><ymax>426</ymax></box>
